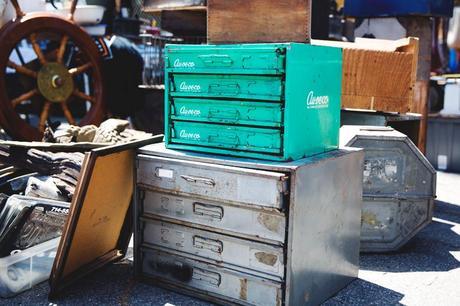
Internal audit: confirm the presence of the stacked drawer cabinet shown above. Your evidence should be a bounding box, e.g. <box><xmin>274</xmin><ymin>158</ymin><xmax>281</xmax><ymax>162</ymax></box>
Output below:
<box><xmin>134</xmin><ymin>143</ymin><xmax>364</xmax><ymax>305</ymax></box>
<box><xmin>164</xmin><ymin>43</ymin><xmax>343</xmax><ymax>161</ymax></box>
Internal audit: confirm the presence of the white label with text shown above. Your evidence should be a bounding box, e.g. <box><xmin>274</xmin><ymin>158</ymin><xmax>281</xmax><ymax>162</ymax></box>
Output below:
<box><xmin>179</xmin><ymin>130</ymin><xmax>201</xmax><ymax>140</ymax></box>
<box><xmin>306</xmin><ymin>91</ymin><xmax>329</xmax><ymax>109</ymax></box>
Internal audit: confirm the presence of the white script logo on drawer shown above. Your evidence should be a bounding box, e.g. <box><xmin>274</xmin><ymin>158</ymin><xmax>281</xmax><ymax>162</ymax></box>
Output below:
<box><xmin>180</xmin><ymin>82</ymin><xmax>201</xmax><ymax>92</ymax></box>
<box><xmin>306</xmin><ymin>91</ymin><xmax>329</xmax><ymax>109</ymax></box>
<box><xmin>174</xmin><ymin>59</ymin><xmax>195</xmax><ymax>68</ymax></box>
<box><xmin>179</xmin><ymin>130</ymin><xmax>201</xmax><ymax>140</ymax></box>
<box><xmin>179</xmin><ymin>106</ymin><xmax>201</xmax><ymax>116</ymax></box>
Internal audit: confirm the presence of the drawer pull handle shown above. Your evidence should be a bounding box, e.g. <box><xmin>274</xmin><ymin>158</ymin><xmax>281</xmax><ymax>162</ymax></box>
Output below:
<box><xmin>198</xmin><ymin>54</ymin><xmax>233</xmax><ymax>67</ymax></box>
<box><xmin>208</xmin><ymin>108</ymin><xmax>240</xmax><ymax>121</ymax></box>
<box><xmin>180</xmin><ymin>175</ymin><xmax>215</xmax><ymax>186</ymax></box>
<box><xmin>192</xmin><ymin>267</ymin><xmax>221</xmax><ymax>287</ymax></box>
<box><xmin>193</xmin><ymin>235</ymin><xmax>223</xmax><ymax>253</ymax></box>
<box><xmin>193</xmin><ymin>203</ymin><xmax>223</xmax><ymax>220</ymax></box>
<box><xmin>208</xmin><ymin>83</ymin><xmax>240</xmax><ymax>96</ymax></box>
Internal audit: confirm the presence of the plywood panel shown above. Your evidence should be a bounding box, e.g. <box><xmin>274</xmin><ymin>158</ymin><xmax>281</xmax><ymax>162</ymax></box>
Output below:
<box><xmin>208</xmin><ymin>0</ymin><xmax>311</xmax><ymax>43</ymax></box>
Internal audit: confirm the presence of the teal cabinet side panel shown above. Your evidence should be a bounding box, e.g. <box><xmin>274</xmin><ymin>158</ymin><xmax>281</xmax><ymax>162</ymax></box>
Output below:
<box><xmin>284</xmin><ymin>44</ymin><xmax>342</xmax><ymax>160</ymax></box>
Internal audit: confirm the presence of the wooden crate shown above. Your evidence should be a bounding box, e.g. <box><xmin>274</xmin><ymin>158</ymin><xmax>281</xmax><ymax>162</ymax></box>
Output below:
<box><xmin>207</xmin><ymin>0</ymin><xmax>311</xmax><ymax>43</ymax></box>
<box><xmin>312</xmin><ymin>37</ymin><xmax>419</xmax><ymax>114</ymax></box>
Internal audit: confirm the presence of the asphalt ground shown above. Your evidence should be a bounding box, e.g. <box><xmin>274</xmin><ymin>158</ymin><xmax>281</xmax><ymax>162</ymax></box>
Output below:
<box><xmin>3</xmin><ymin>171</ymin><xmax>460</xmax><ymax>306</ymax></box>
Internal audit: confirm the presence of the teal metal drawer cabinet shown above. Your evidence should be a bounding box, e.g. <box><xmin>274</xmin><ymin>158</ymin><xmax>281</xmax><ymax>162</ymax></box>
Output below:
<box><xmin>165</xmin><ymin>43</ymin><xmax>343</xmax><ymax>161</ymax></box>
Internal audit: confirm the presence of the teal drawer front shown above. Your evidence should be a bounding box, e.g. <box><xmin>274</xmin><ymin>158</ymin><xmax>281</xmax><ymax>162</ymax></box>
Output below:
<box><xmin>169</xmin><ymin>74</ymin><xmax>283</xmax><ymax>101</ymax></box>
<box><xmin>171</xmin><ymin>98</ymin><xmax>283</xmax><ymax>127</ymax></box>
<box><xmin>170</xmin><ymin>121</ymin><xmax>282</xmax><ymax>154</ymax></box>
<box><xmin>165</xmin><ymin>45</ymin><xmax>285</xmax><ymax>74</ymax></box>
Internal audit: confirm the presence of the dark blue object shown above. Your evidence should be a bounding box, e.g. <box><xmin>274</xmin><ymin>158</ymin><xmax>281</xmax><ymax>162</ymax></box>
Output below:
<box><xmin>344</xmin><ymin>0</ymin><xmax>454</xmax><ymax>17</ymax></box>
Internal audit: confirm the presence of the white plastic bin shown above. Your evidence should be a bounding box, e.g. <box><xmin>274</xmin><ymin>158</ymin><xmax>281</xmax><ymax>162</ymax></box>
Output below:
<box><xmin>0</xmin><ymin>237</ymin><xmax>60</xmax><ymax>298</ymax></box>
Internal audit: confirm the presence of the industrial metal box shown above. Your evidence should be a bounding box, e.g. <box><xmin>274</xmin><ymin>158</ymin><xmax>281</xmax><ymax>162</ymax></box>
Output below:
<box><xmin>135</xmin><ymin>143</ymin><xmax>364</xmax><ymax>306</ymax></box>
<box><xmin>426</xmin><ymin>115</ymin><xmax>460</xmax><ymax>172</ymax></box>
<box><xmin>340</xmin><ymin>126</ymin><xmax>436</xmax><ymax>252</ymax></box>
<box><xmin>164</xmin><ymin>43</ymin><xmax>343</xmax><ymax>161</ymax></box>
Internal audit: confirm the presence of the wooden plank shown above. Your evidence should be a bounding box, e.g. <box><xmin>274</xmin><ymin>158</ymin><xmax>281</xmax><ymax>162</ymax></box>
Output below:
<box><xmin>143</xmin><ymin>5</ymin><xmax>207</xmax><ymax>13</ymax></box>
<box><xmin>161</xmin><ymin>9</ymin><xmax>207</xmax><ymax>36</ymax></box>
<box><xmin>207</xmin><ymin>0</ymin><xmax>311</xmax><ymax>43</ymax></box>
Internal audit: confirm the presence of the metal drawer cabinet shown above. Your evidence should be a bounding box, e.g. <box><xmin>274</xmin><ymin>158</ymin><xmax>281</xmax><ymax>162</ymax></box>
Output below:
<box><xmin>137</xmin><ymin>154</ymin><xmax>289</xmax><ymax>210</ymax></box>
<box><xmin>141</xmin><ymin>247</ymin><xmax>283</xmax><ymax>306</ymax></box>
<box><xmin>139</xmin><ymin>189</ymin><xmax>286</xmax><ymax>244</ymax></box>
<box><xmin>140</xmin><ymin>219</ymin><xmax>285</xmax><ymax>280</ymax></box>
<box><xmin>165</xmin><ymin>43</ymin><xmax>343</xmax><ymax>161</ymax></box>
<box><xmin>135</xmin><ymin>143</ymin><xmax>364</xmax><ymax>306</ymax></box>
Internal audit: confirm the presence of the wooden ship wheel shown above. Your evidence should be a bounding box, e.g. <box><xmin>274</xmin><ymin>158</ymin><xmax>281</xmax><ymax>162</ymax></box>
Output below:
<box><xmin>0</xmin><ymin>0</ymin><xmax>105</xmax><ymax>141</ymax></box>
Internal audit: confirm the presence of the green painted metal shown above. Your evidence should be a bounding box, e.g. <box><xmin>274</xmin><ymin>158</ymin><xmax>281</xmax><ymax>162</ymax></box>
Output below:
<box><xmin>171</xmin><ymin>98</ymin><xmax>283</xmax><ymax>127</ymax></box>
<box><xmin>169</xmin><ymin>74</ymin><xmax>283</xmax><ymax>101</ymax></box>
<box><xmin>171</xmin><ymin>121</ymin><xmax>281</xmax><ymax>154</ymax></box>
<box><xmin>165</xmin><ymin>43</ymin><xmax>342</xmax><ymax>161</ymax></box>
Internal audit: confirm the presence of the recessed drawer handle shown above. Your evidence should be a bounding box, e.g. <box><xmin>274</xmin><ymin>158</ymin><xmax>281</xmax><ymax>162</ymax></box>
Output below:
<box><xmin>193</xmin><ymin>202</ymin><xmax>223</xmax><ymax>220</ymax></box>
<box><xmin>208</xmin><ymin>83</ymin><xmax>240</xmax><ymax>95</ymax></box>
<box><xmin>192</xmin><ymin>267</ymin><xmax>221</xmax><ymax>287</ymax></box>
<box><xmin>180</xmin><ymin>175</ymin><xmax>215</xmax><ymax>186</ymax></box>
<box><xmin>193</xmin><ymin>235</ymin><xmax>223</xmax><ymax>253</ymax></box>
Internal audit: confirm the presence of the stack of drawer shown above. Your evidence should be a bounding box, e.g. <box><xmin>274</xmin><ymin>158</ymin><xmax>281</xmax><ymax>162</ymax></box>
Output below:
<box><xmin>134</xmin><ymin>143</ymin><xmax>364</xmax><ymax>305</ymax></box>
<box><xmin>164</xmin><ymin>43</ymin><xmax>343</xmax><ymax>161</ymax></box>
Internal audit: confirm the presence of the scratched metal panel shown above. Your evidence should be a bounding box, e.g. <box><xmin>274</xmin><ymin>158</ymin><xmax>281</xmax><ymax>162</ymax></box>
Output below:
<box><xmin>137</xmin><ymin>155</ymin><xmax>288</xmax><ymax>209</ymax></box>
<box><xmin>139</xmin><ymin>189</ymin><xmax>286</xmax><ymax>244</ymax></box>
<box><xmin>141</xmin><ymin>247</ymin><xmax>283</xmax><ymax>306</ymax></box>
<box><xmin>360</xmin><ymin>197</ymin><xmax>434</xmax><ymax>252</ymax></box>
<box><xmin>340</xmin><ymin>126</ymin><xmax>436</xmax><ymax>198</ymax></box>
<box><xmin>140</xmin><ymin>219</ymin><xmax>284</xmax><ymax>280</ymax></box>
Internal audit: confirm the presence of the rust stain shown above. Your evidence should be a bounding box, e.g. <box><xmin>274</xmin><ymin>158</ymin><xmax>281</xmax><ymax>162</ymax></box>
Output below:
<box><xmin>239</xmin><ymin>278</ymin><xmax>248</xmax><ymax>300</ymax></box>
<box><xmin>255</xmin><ymin>252</ymin><xmax>278</xmax><ymax>266</ymax></box>
<box><xmin>362</xmin><ymin>211</ymin><xmax>380</xmax><ymax>227</ymax></box>
<box><xmin>258</xmin><ymin>213</ymin><xmax>281</xmax><ymax>233</ymax></box>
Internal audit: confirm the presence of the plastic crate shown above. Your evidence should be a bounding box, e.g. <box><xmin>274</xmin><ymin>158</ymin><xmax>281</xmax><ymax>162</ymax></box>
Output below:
<box><xmin>0</xmin><ymin>237</ymin><xmax>60</xmax><ymax>298</ymax></box>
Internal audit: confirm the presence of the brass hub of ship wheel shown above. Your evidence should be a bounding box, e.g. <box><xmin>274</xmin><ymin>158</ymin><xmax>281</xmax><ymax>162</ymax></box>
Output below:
<box><xmin>37</xmin><ymin>62</ymin><xmax>74</xmax><ymax>103</ymax></box>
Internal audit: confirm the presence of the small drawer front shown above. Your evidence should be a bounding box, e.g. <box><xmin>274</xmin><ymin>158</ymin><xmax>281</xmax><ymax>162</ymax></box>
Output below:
<box><xmin>165</xmin><ymin>45</ymin><xmax>285</xmax><ymax>75</ymax></box>
<box><xmin>141</xmin><ymin>219</ymin><xmax>285</xmax><ymax>279</ymax></box>
<box><xmin>170</xmin><ymin>121</ymin><xmax>282</xmax><ymax>154</ymax></box>
<box><xmin>169</xmin><ymin>74</ymin><xmax>284</xmax><ymax>101</ymax></box>
<box><xmin>140</xmin><ymin>190</ymin><xmax>286</xmax><ymax>244</ymax></box>
<box><xmin>137</xmin><ymin>155</ymin><xmax>288</xmax><ymax>209</ymax></box>
<box><xmin>142</xmin><ymin>248</ymin><xmax>283</xmax><ymax>306</ymax></box>
<box><xmin>170</xmin><ymin>98</ymin><xmax>283</xmax><ymax>128</ymax></box>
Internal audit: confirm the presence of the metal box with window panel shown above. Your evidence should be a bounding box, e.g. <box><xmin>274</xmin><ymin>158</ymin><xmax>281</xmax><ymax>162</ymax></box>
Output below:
<box><xmin>164</xmin><ymin>43</ymin><xmax>343</xmax><ymax>161</ymax></box>
<box><xmin>340</xmin><ymin>126</ymin><xmax>436</xmax><ymax>252</ymax></box>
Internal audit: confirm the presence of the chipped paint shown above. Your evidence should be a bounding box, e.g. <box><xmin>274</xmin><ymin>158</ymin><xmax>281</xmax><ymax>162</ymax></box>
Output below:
<box><xmin>255</xmin><ymin>252</ymin><xmax>278</xmax><ymax>266</ymax></box>
<box><xmin>258</xmin><ymin>213</ymin><xmax>281</xmax><ymax>233</ymax></box>
<box><xmin>239</xmin><ymin>278</ymin><xmax>248</xmax><ymax>300</ymax></box>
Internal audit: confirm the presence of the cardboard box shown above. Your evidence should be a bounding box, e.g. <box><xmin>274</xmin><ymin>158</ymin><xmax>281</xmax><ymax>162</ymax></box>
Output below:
<box><xmin>207</xmin><ymin>0</ymin><xmax>311</xmax><ymax>43</ymax></box>
<box><xmin>312</xmin><ymin>37</ymin><xmax>419</xmax><ymax>114</ymax></box>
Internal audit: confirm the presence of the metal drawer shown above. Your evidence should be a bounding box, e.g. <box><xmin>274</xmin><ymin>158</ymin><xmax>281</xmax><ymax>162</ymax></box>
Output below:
<box><xmin>169</xmin><ymin>74</ymin><xmax>284</xmax><ymax>101</ymax></box>
<box><xmin>141</xmin><ymin>248</ymin><xmax>283</xmax><ymax>306</ymax></box>
<box><xmin>165</xmin><ymin>44</ymin><xmax>286</xmax><ymax>75</ymax></box>
<box><xmin>170</xmin><ymin>98</ymin><xmax>283</xmax><ymax>128</ymax></box>
<box><xmin>137</xmin><ymin>155</ymin><xmax>288</xmax><ymax>209</ymax></box>
<box><xmin>141</xmin><ymin>219</ymin><xmax>285</xmax><ymax>279</ymax></box>
<box><xmin>139</xmin><ymin>190</ymin><xmax>286</xmax><ymax>244</ymax></box>
<box><xmin>169</xmin><ymin>121</ymin><xmax>282</xmax><ymax>154</ymax></box>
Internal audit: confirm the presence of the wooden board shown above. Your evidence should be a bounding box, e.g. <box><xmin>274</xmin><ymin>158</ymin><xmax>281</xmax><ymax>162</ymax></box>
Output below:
<box><xmin>207</xmin><ymin>0</ymin><xmax>311</xmax><ymax>43</ymax></box>
<box><xmin>312</xmin><ymin>37</ymin><xmax>419</xmax><ymax>114</ymax></box>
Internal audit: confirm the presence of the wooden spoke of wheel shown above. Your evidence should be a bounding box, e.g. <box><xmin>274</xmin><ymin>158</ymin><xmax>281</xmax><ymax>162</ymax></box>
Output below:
<box><xmin>10</xmin><ymin>0</ymin><xmax>25</xmax><ymax>18</ymax></box>
<box><xmin>61</xmin><ymin>101</ymin><xmax>76</xmax><ymax>125</ymax></box>
<box><xmin>57</xmin><ymin>35</ymin><xmax>69</xmax><ymax>64</ymax></box>
<box><xmin>39</xmin><ymin>101</ymin><xmax>52</xmax><ymax>132</ymax></box>
<box><xmin>73</xmin><ymin>89</ymin><xmax>95</xmax><ymax>103</ymax></box>
<box><xmin>69</xmin><ymin>0</ymin><xmax>78</xmax><ymax>21</ymax></box>
<box><xmin>11</xmin><ymin>88</ymin><xmax>39</xmax><ymax>107</ymax></box>
<box><xmin>29</xmin><ymin>33</ymin><xmax>47</xmax><ymax>65</ymax></box>
<box><xmin>7</xmin><ymin>60</ymin><xmax>37</xmax><ymax>78</ymax></box>
<box><xmin>69</xmin><ymin>62</ymin><xmax>92</xmax><ymax>76</ymax></box>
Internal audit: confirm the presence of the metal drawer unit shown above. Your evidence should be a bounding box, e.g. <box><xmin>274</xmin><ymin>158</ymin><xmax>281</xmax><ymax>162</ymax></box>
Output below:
<box><xmin>134</xmin><ymin>143</ymin><xmax>364</xmax><ymax>306</ymax></box>
<box><xmin>340</xmin><ymin>126</ymin><xmax>437</xmax><ymax>252</ymax></box>
<box><xmin>164</xmin><ymin>43</ymin><xmax>343</xmax><ymax>161</ymax></box>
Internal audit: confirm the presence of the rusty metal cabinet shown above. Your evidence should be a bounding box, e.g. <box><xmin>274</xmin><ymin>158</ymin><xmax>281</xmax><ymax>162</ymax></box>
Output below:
<box><xmin>134</xmin><ymin>143</ymin><xmax>364</xmax><ymax>306</ymax></box>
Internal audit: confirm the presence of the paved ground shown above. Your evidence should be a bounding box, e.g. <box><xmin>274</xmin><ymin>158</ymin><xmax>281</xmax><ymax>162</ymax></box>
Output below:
<box><xmin>3</xmin><ymin>172</ymin><xmax>460</xmax><ymax>306</ymax></box>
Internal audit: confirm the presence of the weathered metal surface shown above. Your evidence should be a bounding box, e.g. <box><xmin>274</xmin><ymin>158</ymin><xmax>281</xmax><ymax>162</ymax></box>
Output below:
<box><xmin>136</xmin><ymin>154</ymin><xmax>289</xmax><ymax>210</ymax></box>
<box><xmin>360</xmin><ymin>197</ymin><xmax>434</xmax><ymax>252</ymax></box>
<box><xmin>139</xmin><ymin>189</ymin><xmax>286</xmax><ymax>244</ymax></box>
<box><xmin>141</xmin><ymin>219</ymin><xmax>284</xmax><ymax>280</ymax></box>
<box><xmin>340</xmin><ymin>125</ymin><xmax>436</xmax><ymax>252</ymax></box>
<box><xmin>164</xmin><ymin>43</ymin><xmax>342</xmax><ymax>161</ymax></box>
<box><xmin>135</xmin><ymin>144</ymin><xmax>364</xmax><ymax>306</ymax></box>
<box><xmin>141</xmin><ymin>247</ymin><xmax>283</xmax><ymax>306</ymax></box>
